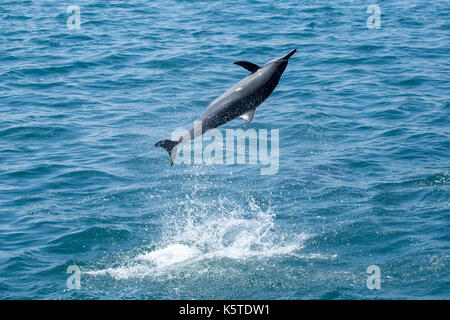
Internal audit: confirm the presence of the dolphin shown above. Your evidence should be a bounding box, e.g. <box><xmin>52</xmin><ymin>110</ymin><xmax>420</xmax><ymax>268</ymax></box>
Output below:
<box><xmin>156</xmin><ymin>49</ymin><xmax>296</xmax><ymax>165</ymax></box>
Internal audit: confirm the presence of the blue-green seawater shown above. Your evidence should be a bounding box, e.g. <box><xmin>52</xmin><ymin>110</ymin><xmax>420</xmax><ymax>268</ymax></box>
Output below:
<box><xmin>1</xmin><ymin>0</ymin><xmax>449</xmax><ymax>299</ymax></box>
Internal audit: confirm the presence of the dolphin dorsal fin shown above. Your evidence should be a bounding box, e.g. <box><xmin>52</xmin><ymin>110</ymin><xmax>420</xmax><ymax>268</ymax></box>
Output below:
<box><xmin>233</xmin><ymin>61</ymin><xmax>260</xmax><ymax>73</ymax></box>
<box><xmin>240</xmin><ymin>109</ymin><xmax>256</xmax><ymax>123</ymax></box>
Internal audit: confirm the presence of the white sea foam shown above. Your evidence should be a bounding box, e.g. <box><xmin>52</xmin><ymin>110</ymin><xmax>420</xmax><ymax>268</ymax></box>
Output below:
<box><xmin>87</xmin><ymin>198</ymin><xmax>310</xmax><ymax>280</ymax></box>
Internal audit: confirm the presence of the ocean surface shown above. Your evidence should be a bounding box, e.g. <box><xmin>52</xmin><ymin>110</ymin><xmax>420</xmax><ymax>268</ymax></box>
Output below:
<box><xmin>1</xmin><ymin>0</ymin><xmax>449</xmax><ymax>299</ymax></box>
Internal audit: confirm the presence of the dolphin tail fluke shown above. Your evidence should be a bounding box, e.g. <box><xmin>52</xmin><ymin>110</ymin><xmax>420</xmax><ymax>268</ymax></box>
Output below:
<box><xmin>155</xmin><ymin>139</ymin><xmax>179</xmax><ymax>166</ymax></box>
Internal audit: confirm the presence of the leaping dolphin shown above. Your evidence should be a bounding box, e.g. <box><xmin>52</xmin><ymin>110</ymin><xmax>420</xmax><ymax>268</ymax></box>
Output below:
<box><xmin>156</xmin><ymin>49</ymin><xmax>296</xmax><ymax>165</ymax></box>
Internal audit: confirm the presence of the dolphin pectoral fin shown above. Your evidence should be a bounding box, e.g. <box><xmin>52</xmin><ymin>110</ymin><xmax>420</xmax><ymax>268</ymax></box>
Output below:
<box><xmin>240</xmin><ymin>109</ymin><xmax>256</xmax><ymax>123</ymax></box>
<box><xmin>233</xmin><ymin>61</ymin><xmax>260</xmax><ymax>73</ymax></box>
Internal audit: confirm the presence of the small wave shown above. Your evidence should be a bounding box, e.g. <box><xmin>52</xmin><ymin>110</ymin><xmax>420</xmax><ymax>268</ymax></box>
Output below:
<box><xmin>372</xmin><ymin>172</ymin><xmax>450</xmax><ymax>190</ymax></box>
<box><xmin>0</xmin><ymin>126</ymin><xmax>71</xmax><ymax>140</ymax></box>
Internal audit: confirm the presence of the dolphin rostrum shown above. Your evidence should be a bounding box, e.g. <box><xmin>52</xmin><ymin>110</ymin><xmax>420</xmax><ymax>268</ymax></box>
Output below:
<box><xmin>156</xmin><ymin>49</ymin><xmax>296</xmax><ymax>165</ymax></box>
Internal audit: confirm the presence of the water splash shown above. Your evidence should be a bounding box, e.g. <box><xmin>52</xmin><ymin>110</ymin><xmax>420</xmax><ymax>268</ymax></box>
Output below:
<box><xmin>87</xmin><ymin>197</ymin><xmax>307</xmax><ymax>279</ymax></box>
